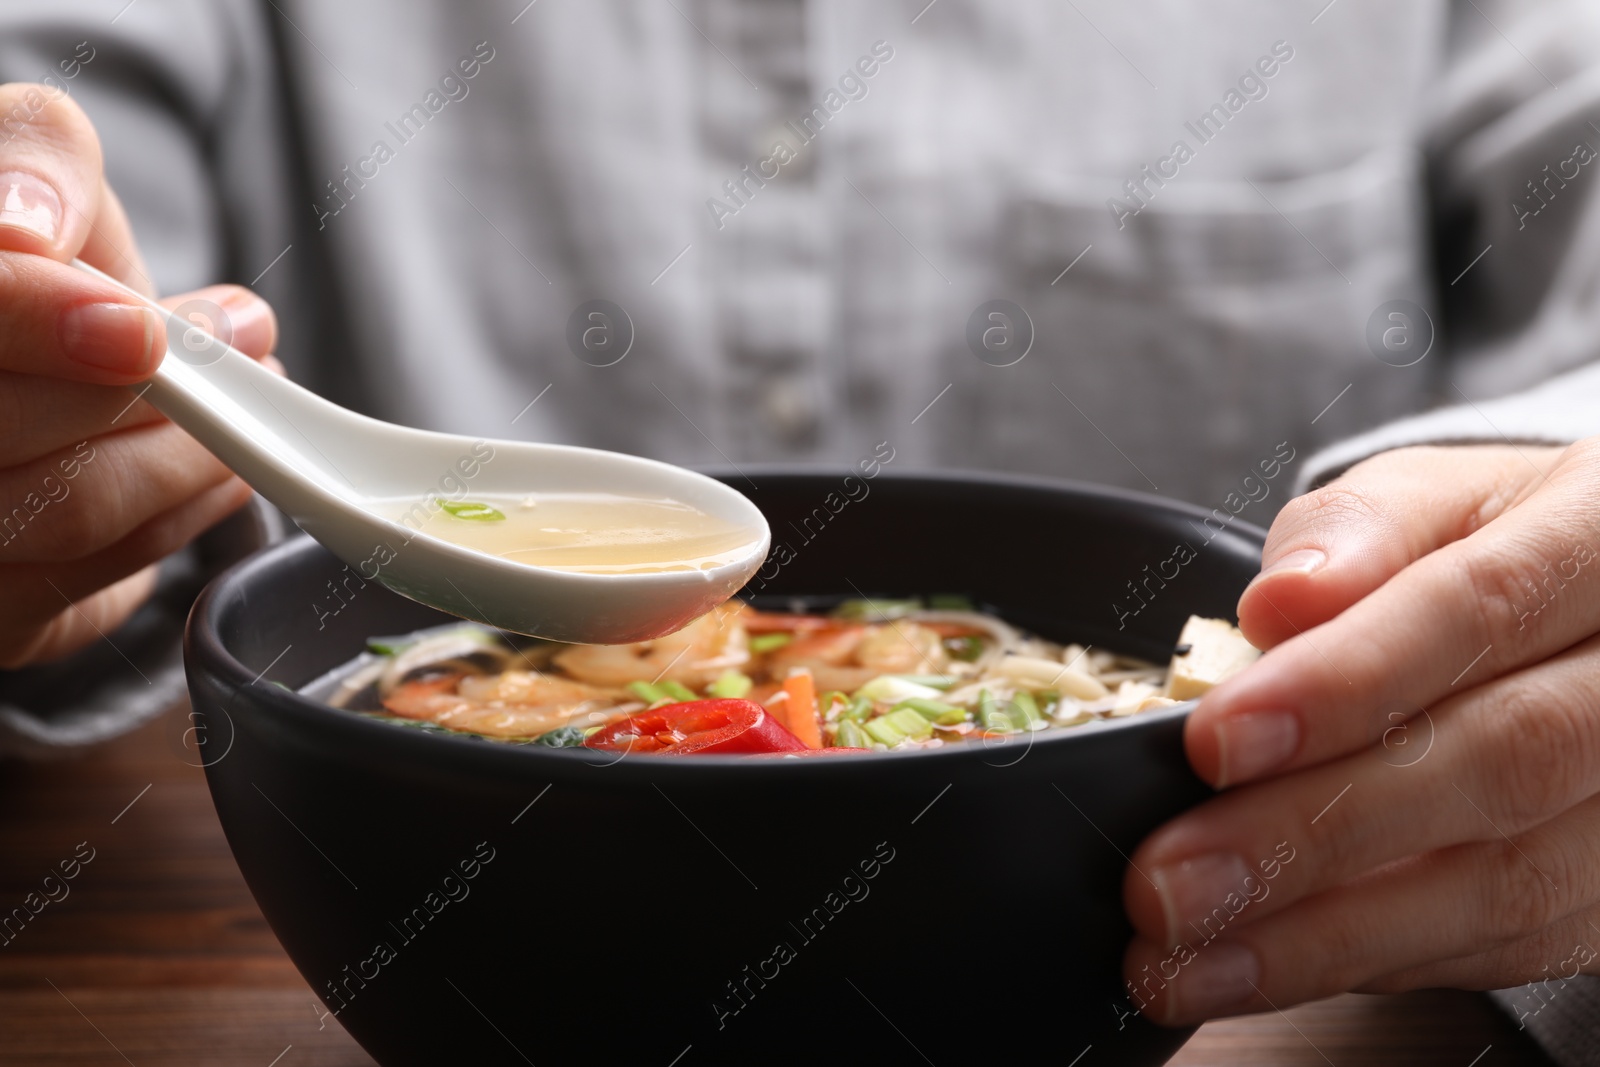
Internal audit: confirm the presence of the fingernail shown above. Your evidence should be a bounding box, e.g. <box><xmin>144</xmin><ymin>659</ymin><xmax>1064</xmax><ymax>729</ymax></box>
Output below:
<box><xmin>1253</xmin><ymin>548</ymin><xmax>1325</xmax><ymax>583</ymax></box>
<box><xmin>1166</xmin><ymin>941</ymin><xmax>1259</xmax><ymax>1023</ymax></box>
<box><xmin>1214</xmin><ymin>711</ymin><xmax>1300</xmax><ymax>787</ymax></box>
<box><xmin>217</xmin><ymin>286</ymin><xmax>265</xmax><ymax>318</ymax></box>
<box><xmin>1151</xmin><ymin>852</ymin><xmax>1253</xmax><ymax>946</ymax></box>
<box><xmin>0</xmin><ymin>171</ymin><xmax>63</xmax><ymax>243</ymax></box>
<box><xmin>220</xmin><ymin>288</ymin><xmax>270</xmax><ymax>334</ymax></box>
<box><xmin>59</xmin><ymin>302</ymin><xmax>163</xmax><ymax>375</ymax></box>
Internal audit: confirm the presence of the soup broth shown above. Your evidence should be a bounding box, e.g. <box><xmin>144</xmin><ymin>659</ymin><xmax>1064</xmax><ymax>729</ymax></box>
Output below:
<box><xmin>384</xmin><ymin>492</ymin><xmax>759</xmax><ymax>575</ymax></box>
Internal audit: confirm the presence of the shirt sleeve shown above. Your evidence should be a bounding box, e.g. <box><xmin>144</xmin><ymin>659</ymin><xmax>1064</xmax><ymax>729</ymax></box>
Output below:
<box><xmin>1294</xmin><ymin>357</ymin><xmax>1600</xmax><ymax>493</ymax></box>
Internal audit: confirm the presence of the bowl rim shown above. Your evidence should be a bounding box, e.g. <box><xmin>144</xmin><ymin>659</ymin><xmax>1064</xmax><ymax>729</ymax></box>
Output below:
<box><xmin>185</xmin><ymin>467</ymin><xmax>1266</xmax><ymax>780</ymax></box>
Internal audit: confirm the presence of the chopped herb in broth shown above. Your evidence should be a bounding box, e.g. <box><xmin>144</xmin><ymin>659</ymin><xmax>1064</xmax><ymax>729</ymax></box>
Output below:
<box><xmin>438</xmin><ymin>500</ymin><xmax>506</xmax><ymax>521</ymax></box>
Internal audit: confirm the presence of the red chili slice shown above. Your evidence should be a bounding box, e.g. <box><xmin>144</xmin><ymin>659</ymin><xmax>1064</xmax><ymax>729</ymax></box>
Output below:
<box><xmin>582</xmin><ymin>699</ymin><xmax>808</xmax><ymax>756</ymax></box>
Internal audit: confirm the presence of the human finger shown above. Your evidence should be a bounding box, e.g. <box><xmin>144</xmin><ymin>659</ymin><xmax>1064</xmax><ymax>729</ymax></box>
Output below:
<box><xmin>0</xmin><ymin>284</ymin><xmax>277</xmax><ymax>465</ymax></box>
<box><xmin>0</xmin><ymin>477</ymin><xmax>253</xmax><ymax>665</ymax></box>
<box><xmin>1238</xmin><ymin>445</ymin><xmax>1559</xmax><ymax>650</ymax></box>
<box><xmin>1124</xmin><ymin>790</ymin><xmax>1600</xmax><ymax>1025</ymax></box>
<box><xmin>1130</xmin><ymin>632</ymin><xmax>1600</xmax><ymax>949</ymax></box>
<box><xmin>1187</xmin><ymin>439</ymin><xmax>1600</xmax><ymax>788</ymax></box>
<box><xmin>0</xmin><ymin>83</ymin><xmax>107</xmax><ymax>262</ymax></box>
<box><xmin>0</xmin><ymin>422</ymin><xmax>238</xmax><ymax>564</ymax></box>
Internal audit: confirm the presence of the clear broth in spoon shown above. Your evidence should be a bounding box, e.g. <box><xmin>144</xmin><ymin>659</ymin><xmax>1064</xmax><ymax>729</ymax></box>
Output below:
<box><xmin>382</xmin><ymin>492</ymin><xmax>760</xmax><ymax>575</ymax></box>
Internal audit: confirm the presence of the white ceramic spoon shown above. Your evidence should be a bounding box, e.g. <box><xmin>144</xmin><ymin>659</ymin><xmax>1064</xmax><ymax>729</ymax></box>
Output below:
<box><xmin>72</xmin><ymin>260</ymin><xmax>769</xmax><ymax>644</ymax></box>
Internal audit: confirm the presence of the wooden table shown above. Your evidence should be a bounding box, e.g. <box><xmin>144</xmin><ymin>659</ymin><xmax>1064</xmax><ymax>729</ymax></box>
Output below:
<box><xmin>0</xmin><ymin>703</ymin><xmax>1559</xmax><ymax>1066</ymax></box>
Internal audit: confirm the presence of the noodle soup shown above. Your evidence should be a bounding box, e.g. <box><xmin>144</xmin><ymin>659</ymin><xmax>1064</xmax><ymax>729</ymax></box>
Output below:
<box><xmin>311</xmin><ymin>600</ymin><xmax>1259</xmax><ymax>755</ymax></box>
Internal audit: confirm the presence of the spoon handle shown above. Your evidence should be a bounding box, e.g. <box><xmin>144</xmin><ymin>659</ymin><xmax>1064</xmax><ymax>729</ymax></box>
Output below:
<box><xmin>70</xmin><ymin>258</ymin><xmax>360</xmax><ymax>508</ymax></box>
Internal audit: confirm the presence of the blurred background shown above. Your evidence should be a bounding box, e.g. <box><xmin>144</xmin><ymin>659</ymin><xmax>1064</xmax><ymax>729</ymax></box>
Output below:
<box><xmin>10</xmin><ymin>0</ymin><xmax>1599</xmax><ymax>514</ymax></box>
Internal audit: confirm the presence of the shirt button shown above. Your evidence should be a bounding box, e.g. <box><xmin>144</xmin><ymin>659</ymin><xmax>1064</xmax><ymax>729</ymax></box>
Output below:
<box><xmin>760</xmin><ymin>375</ymin><xmax>820</xmax><ymax>444</ymax></box>
<box><xmin>752</xmin><ymin>122</ymin><xmax>813</xmax><ymax>181</ymax></box>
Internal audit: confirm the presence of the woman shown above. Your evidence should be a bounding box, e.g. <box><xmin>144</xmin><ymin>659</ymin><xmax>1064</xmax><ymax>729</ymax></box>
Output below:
<box><xmin>2</xmin><ymin>0</ymin><xmax>1600</xmax><ymax>1057</ymax></box>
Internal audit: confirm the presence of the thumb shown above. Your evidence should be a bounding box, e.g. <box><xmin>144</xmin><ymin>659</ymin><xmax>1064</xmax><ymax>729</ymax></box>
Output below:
<box><xmin>1238</xmin><ymin>445</ymin><xmax>1560</xmax><ymax>649</ymax></box>
<box><xmin>0</xmin><ymin>82</ymin><xmax>105</xmax><ymax>262</ymax></box>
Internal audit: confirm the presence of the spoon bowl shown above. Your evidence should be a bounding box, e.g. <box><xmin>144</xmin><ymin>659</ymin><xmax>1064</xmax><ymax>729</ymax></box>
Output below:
<box><xmin>75</xmin><ymin>260</ymin><xmax>769</xmax><ymax>643</ymax></box>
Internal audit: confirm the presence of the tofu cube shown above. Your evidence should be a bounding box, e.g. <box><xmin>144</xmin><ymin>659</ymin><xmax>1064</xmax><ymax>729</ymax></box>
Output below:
<box><xmin>1163</xmin><ymin>616</ymin><xmax>1260</xmax><ymax>701</ymax></box>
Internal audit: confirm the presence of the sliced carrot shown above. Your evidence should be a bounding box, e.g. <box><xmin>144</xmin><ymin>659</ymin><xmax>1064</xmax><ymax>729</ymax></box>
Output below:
<box><xmin>781</xmin><ymin>670</ymin><xmax>823</xmax><ymax>749</ymax></box>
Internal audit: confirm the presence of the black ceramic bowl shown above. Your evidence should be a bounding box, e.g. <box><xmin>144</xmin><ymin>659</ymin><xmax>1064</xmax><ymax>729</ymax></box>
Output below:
<box><xmin>184</xmin><ymin>471</ymin><xmax>1265</xmax><ymax>1067</ymax></box>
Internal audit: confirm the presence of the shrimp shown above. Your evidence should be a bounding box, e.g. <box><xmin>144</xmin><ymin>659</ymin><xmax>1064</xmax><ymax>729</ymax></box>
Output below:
<box><xmin>382</xmin><ymin>670</ymin><xmax>625</xmax><ymax>738</ymax></box>
<box><xmin>764</xmin><ymin>619</ymin><xmax>947</xmax><ymax>692</ymax></box>
<box><xmin>551</xmin><ymin>602</ymin><xmax>749</xmax><ymax>689</ymax></box>
<box><xmin>764</xmin><ymin>625</ymin><xmax>871</xmax><ymax>691</ymax></box>
<box><xmin>854</xmin><ymin>619</ymin><xmax>948</xmax><ymax>674</ymax></box>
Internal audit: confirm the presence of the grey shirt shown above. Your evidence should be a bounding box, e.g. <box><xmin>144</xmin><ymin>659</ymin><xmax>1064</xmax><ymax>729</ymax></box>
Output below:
<box><xmin>4</xmin><ymin>0</ymin><xmax>1600</xmax><ymax>1059</ymax></box>
<box><xmin>11</xmin><ymin>0</ymin><xmax>1600</xmax><ymax>489</ymax></box>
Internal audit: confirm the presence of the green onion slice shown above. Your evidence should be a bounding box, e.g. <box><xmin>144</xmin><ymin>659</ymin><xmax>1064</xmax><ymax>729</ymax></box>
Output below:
<box><xmin>749</xmin><ymin>632</ymin><xmax>794</xmax><ymax>654</ymax></box>
<box><xmin>707</xmin><ymin>671</ymin><xmax>754</xmax><ymax>699</ymax></box>
<box><xmin>439</xmin><ymin>499</ymin><xmax>507</xmax><ymax>521</ymax></box>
